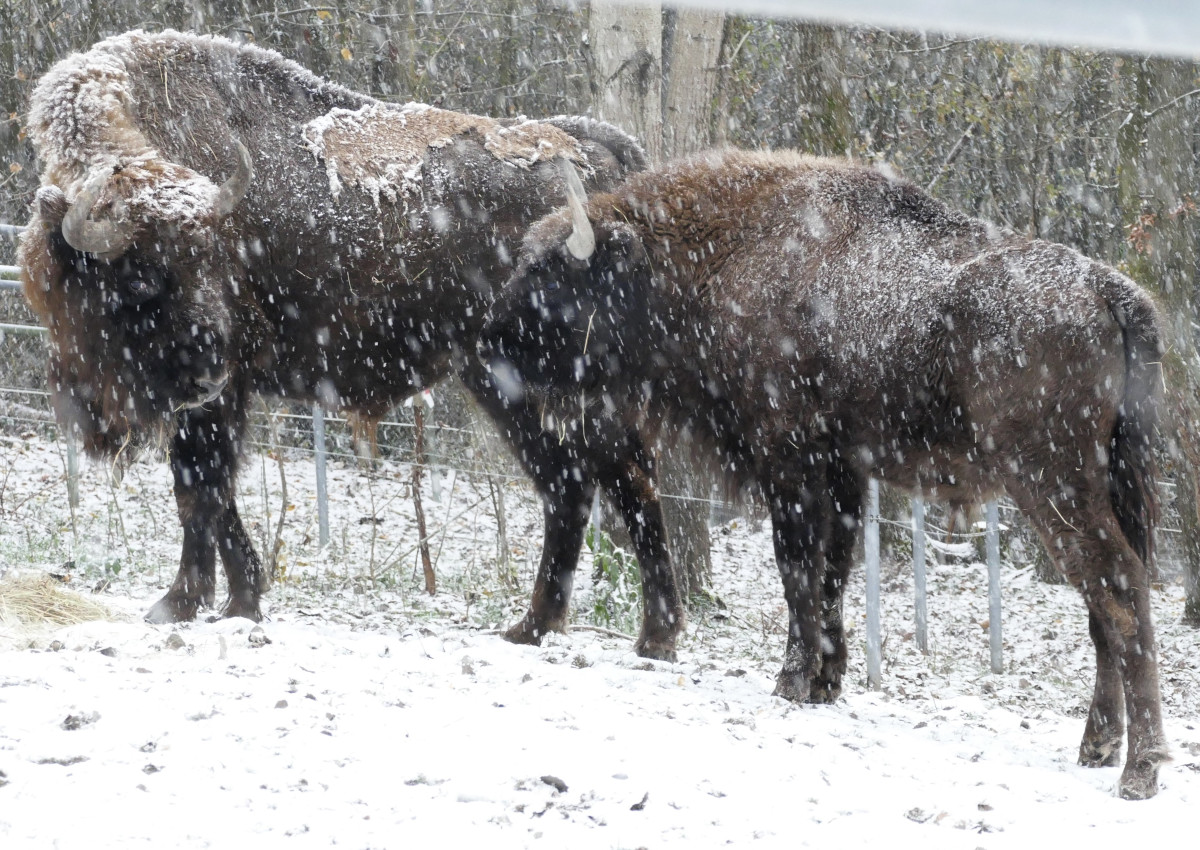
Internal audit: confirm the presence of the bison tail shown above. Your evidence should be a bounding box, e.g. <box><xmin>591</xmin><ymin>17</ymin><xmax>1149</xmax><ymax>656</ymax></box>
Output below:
<box><xmin>1109</xmin><ymin>286</ymin><xmax>1163</xmax><ymax>567</ymax></box>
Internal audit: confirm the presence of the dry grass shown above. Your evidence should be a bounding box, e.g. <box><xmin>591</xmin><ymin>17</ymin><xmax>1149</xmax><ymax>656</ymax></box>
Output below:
<box><xmin>0</xmin><ymin>574</ymin><xmax>115</xmax><ymax>629</ymax></box>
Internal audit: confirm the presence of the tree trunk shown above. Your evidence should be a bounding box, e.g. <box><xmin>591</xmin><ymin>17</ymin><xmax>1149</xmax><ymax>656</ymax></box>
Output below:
<box><xmin>786</xmin><ymin>23</ymin><xmax>853</xmax><ymax>157</ymax></box>
<box><xmin>1176</xmin><ymin>470</ymin><xmax>1200</xmax><ymax>624</ymax></box>
<box><xmin>588</xmin><ymin>1</ymin><xmax>720</xmax><ymax>601</ymax></box>
<box><xmin>587</xmin><ymin>1</ymin><xmax>663</xmax><ymax>162</ymax></box>
<box><xmin>662</xmin><ymin>8</ymin><xmax>726</xmax><ymax>160</ymax></box>
<box><xmin>655</xmin><ymin>7</ymin><xmax>727</xmax><ymax>599</ymax></box>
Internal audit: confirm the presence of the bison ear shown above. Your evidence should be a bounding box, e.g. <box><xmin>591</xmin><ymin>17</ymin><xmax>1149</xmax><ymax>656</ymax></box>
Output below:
<box><xmin>34</xmin><ymin>186</ymin><xmax>70</xmax><ymax>228</ymax></box>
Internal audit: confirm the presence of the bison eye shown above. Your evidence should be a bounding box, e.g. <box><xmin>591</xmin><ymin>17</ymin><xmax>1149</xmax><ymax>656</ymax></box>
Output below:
<box><xmin>544</xmin><ymin>279</ymin><xmax>561</xmax><ymax>293</ymax></box>
<box><xmin>117</xmin><ymin>258</ymin><xmax>164</xmax><ymax>302</ymax></box>
<box><xmin>127</xmin><ymin>275</ymin><xmax>157</xmax><ymax>297</ymax></box>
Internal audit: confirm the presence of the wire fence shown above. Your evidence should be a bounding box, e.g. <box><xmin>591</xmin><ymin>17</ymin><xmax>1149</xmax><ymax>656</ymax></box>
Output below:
<box><xmin>0</xmin><ymin>221</ymin><xmax>761</xmax><ymax>524</ymax></box>
<box><xmin>4</xmin><ymin>218</ymin><xmax>1161</xmax><ymax>681</ymax></box>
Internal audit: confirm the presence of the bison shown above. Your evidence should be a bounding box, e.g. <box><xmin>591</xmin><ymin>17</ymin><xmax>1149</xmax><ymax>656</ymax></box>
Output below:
<box><xmin>19</xmin><ymin>28</ymin><xmax>686</xmax><ymax>656</ymax></box>
<box><xmin>479</xmin><ymin>149</ymin><xmax>1168</xmax><ymax>799</ymax></box>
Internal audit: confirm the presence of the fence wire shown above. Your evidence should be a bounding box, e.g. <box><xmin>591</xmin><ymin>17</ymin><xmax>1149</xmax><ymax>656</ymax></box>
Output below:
<box><xmin>0</xmin><ymin>245</ymin><xmax>1079</xmax><ymax>683</ymax></box>
<box><xmin>6</xmin><ymin>228</ymin><xmax>1180</xmax><ymax>649</ymax></box>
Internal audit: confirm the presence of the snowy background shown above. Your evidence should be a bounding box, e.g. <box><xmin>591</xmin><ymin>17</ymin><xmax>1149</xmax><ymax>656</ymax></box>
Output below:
<box><xmin>1</xmin><ymin>431</ymin><xmax>1198</xmax><ymax>848</ymax></box>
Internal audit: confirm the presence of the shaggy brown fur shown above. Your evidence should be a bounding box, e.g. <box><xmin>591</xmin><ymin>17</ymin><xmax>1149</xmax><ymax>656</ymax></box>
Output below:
<box><xmin>481</xmin><ymin>149</ymin><xmax>1167</xmax><ymax>799</ymax></box>
<box><xmin>20</xmin><ymin>30</ymin><xmax>684</xmax><ymax>658</ymax></box>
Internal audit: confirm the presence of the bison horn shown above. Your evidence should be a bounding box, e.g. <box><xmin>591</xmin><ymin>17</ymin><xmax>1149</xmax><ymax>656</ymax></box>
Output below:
<box><xmin>213</xmin><ymin>140</ymin><xmax>254</xmax><ymax>219</ymax></box>
<box><xmin>559</xmin><ymin>157</ymin><xmax>595</xmax><ymax>261</ymax></box>
<box><xmin>61</xmin><ymin>169</ymin><xmax>135</xmax><ymax>259</ymax></box>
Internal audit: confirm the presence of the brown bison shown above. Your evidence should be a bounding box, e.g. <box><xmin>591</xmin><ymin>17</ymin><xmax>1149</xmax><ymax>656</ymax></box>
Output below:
<box><xmin>19</xmin><ymin>29</ymin><xmax>685</xmax><ymax>655</ymax></box>
<box><xmin>480</xmin><ymin>150</ymin><xmax>1167</xmax><ymax>799</ymax></box>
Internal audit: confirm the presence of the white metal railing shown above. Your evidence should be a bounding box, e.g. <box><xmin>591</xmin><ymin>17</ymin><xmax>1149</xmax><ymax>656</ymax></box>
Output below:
<box><xmin>1</xmin><ymin>257</ymin><xmax>44</xmax><ymax>331</ymax></box>
<box><xmin>864</xmin><ymin>491</ymin><xmax>1003</xmax><ymax>688</ymax></box>
<box><xmin>1</xmin><ymin>265</ymin><xmax>22</xmax><ymax>294</ymax></box>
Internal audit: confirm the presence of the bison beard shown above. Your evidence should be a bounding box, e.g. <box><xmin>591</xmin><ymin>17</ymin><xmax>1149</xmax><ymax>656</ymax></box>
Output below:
<box><xmin>480</xmin><ymin>149</ymin><xmax>1169</xmax><ymax>799</ymax></box>
<box><xmin>20</xmin><ymin>30</ymin><xmax>685</xmax><ymax>657</ymax></box>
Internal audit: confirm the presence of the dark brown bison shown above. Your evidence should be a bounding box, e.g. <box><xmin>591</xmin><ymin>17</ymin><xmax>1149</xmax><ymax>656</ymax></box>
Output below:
<box><xmin>480</xmin><ymin>149</ymin><xmax>1167</xmax><ymax>798</ymax></box>
<box><xmin>19</xmin><ymin>29</ymin><xmax>685</xmax><ymax>655</ymax></box>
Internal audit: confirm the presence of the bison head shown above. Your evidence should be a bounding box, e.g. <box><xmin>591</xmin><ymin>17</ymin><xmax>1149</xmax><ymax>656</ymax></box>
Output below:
<box><xmin>20</xmin><ymin>145</ymin><xmax>252</xmax><ymax>453</ymax></box>
<box><xmin>479</xmin><ymin>165</ymin><xmax>656</xmax><ymax>407</ymax></box>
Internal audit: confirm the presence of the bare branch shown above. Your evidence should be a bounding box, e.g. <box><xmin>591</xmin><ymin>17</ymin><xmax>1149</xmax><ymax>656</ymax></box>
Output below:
<box><xmin>1145</xmin><ymin>87</ymin><xmax>1200</xmax><ymax>121</ymax></box>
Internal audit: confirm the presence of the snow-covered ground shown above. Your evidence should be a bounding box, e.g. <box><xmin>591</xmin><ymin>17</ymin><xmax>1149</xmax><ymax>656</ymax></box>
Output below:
<box><xmin>1</xmin><ymin>431</ymin><xmax>1198</xmax><ymax>848</ymax></box>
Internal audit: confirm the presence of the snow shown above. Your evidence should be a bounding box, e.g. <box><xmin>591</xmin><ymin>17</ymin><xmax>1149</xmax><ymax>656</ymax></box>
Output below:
<box><xmin>302</xmin><ymin>102</ymin><xmax>462</xmax><ymax>205</ymax></box>
<box><xmin>25</xmin><ymin>32</ymin><xmax>227</xmax><ymax>227</ymax></box>
<box><xmin>302</xmin><ymin>102</ymin><xmax>585</xmax><ymax>207</ymax></box>
<box><xmin>1</xmin><ymin>432</ymin><xmax>1199</xmax><ymax>847</ymax></box>
<box><xmin>611</xmin><ymin>150</ymin><xmax>1137</xmax><ymax>360</ymax></box>
<box><xmin>26</xmin><ymin>29</ymin><xmax>352</xmax><ymax>188</ymax></box>
<box><xmin>24</xmin><ymin>44</ymin><xmax>145</xmax><ymax>185</ymax></box>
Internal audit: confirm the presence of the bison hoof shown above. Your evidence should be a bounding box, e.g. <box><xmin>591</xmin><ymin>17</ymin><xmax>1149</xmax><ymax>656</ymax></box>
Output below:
<box><xmin>502</xmin><ymin>616</ymin><xmax>548</xmax><ymax>646</ymax></box>
<box><xmin>221</xmin><ymin>597</ymin><xmax>264</xmax><ymax>622</ymax></box>
<box><xmin>145</xmin><ymin>594</ymin><xmax>198</xmax><ymax>624</ymax></box>
<box><xmin>772</xmin><ymin>670</ymin><xmax>812</xmax><ymax>704</ymax></box>
<box><xmin>1078</xmin><ymin>738</ymin><xmax>1123</xmax><ymax>769</ymax></box>
<box><xmin>635</xmin><ymin>634</ymin><xmax>678</xmax><ymax>663</ymax></box>
<box><xmin>773</xmin><ymin>645</ymin><xmax>824</xmax><ymax>703</ymax></box>
<box><xmin>807</xmin><ymin>680</ymin><xmax>842</xmax><ymax>705</ymax></box>
<box><xmin>1117</xmin><ymin>745</ymin><xmax>1169</xmax><ymax>800</ymax></box>
<box><xmin>1118</xmin><ymin>769</ymin><xmax>1159</xmax><ymax>800</ymax></box>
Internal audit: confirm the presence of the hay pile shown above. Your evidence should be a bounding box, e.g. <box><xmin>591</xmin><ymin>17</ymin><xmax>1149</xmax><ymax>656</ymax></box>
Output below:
<box><xmin>0</xmin><ymin>574</ymin><xmax>115</xmax><ymax>635</ymax></box>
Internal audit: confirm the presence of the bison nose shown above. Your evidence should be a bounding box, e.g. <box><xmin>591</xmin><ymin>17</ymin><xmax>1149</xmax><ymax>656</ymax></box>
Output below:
<box><xmin>476</xmin><ymin>324</ymin><xmax>509</xmax><ymax>367</ymax></box>
<box><xmin>478</xmin><ymin>346</ymin><xmax>527</xmax><ymax>407</ymax></box>
<box><xmin>185</xmin><ymin>371</ymin><xmax>230</xmax><ymax>409</ymax></box>
<box><xmin>480</xmin><ymin>354</ymin><xmax>525</xmax><ymax>405</ymax></box>
<box><xmin>475</xmin><ymin>330</ymin><xmax>495</xmax><ymax>362</ymax></box>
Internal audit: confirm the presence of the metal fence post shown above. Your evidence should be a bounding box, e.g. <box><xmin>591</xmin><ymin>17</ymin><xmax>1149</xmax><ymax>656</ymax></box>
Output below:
<box><xmin>912</xmin><ymin>495</ymin><xmax>928</xmax><ymax>654</ymax></box>
<box><xmin>986</xmin><ymin>499</ymin><xmax>1002</xmax><ymax>673</ymax></box>
<box><xmin>865</xmin><ymin>478</ymin><xmax>882</xmax><ymax>690</ymax></box>
<box><xmin>313</xmin><ymin>404</ymin><xmax>330</xmax><ymax>548</ymax></box>
<box><xmin>65</xmin><ymin>434</ymin><xmax>79</xmax><ymax>510</ymax></box>
<box><xmin>590</xmin><ymin>488</ymin><xmax>602</xmax><ymax>533</ymax></box>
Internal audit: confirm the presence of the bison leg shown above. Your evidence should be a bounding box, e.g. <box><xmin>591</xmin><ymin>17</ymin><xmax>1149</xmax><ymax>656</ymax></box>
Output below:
<box><xmin>598</xmin><ymin>451</ymin><xmax>683</xmax><ymax>661</ymax></box>
<box><xmin>1078</xmin><ymin>608</ymin><xmax>1126</xmax><ymax>768</ymax></box>
<box><xmin>1079</xmin><ymin>568</ymin><xmax>1165</xmax><ymax>800</ymax></box>
<box><xmin>462</xmin><ymin>361</ymin><xmax>682</xmax><ymax>657</ymax></box>
<box><xmin>216</xmin><ymin>503</ymin><xmax>269</xmax><ymax>621</ymax></box>
<box><xmin>811</xmin><ymin>458</ymin><xmax>862</xmax><ymax>703</ymax></box>
<box><xmin>1014</xmin><ymin>485</ymin><xmax>1167</xmax><ymax>800</ymax></box>
<box><xmin>765</xmin><ymin>449</ymin><xmax>830</xmax><ymax>703</ymax></box>
<box><xmin>145</xmin><ymin>516</ymin><xmax>217</xmax><ymax>624</ymax></box>
<box><xmin>147</xmin><ymin>405</ymin><xmax>265</xmax><ymax>623</ymax></box>
<box><xmin>460</xmin><ymin>365</ymin><xmax>591</xmax><ymax>645</ymax></box>
<box><xmin>504</xmin><ymin>483</ymin><xmax>593</xmax><ymax>645</ymax></box>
